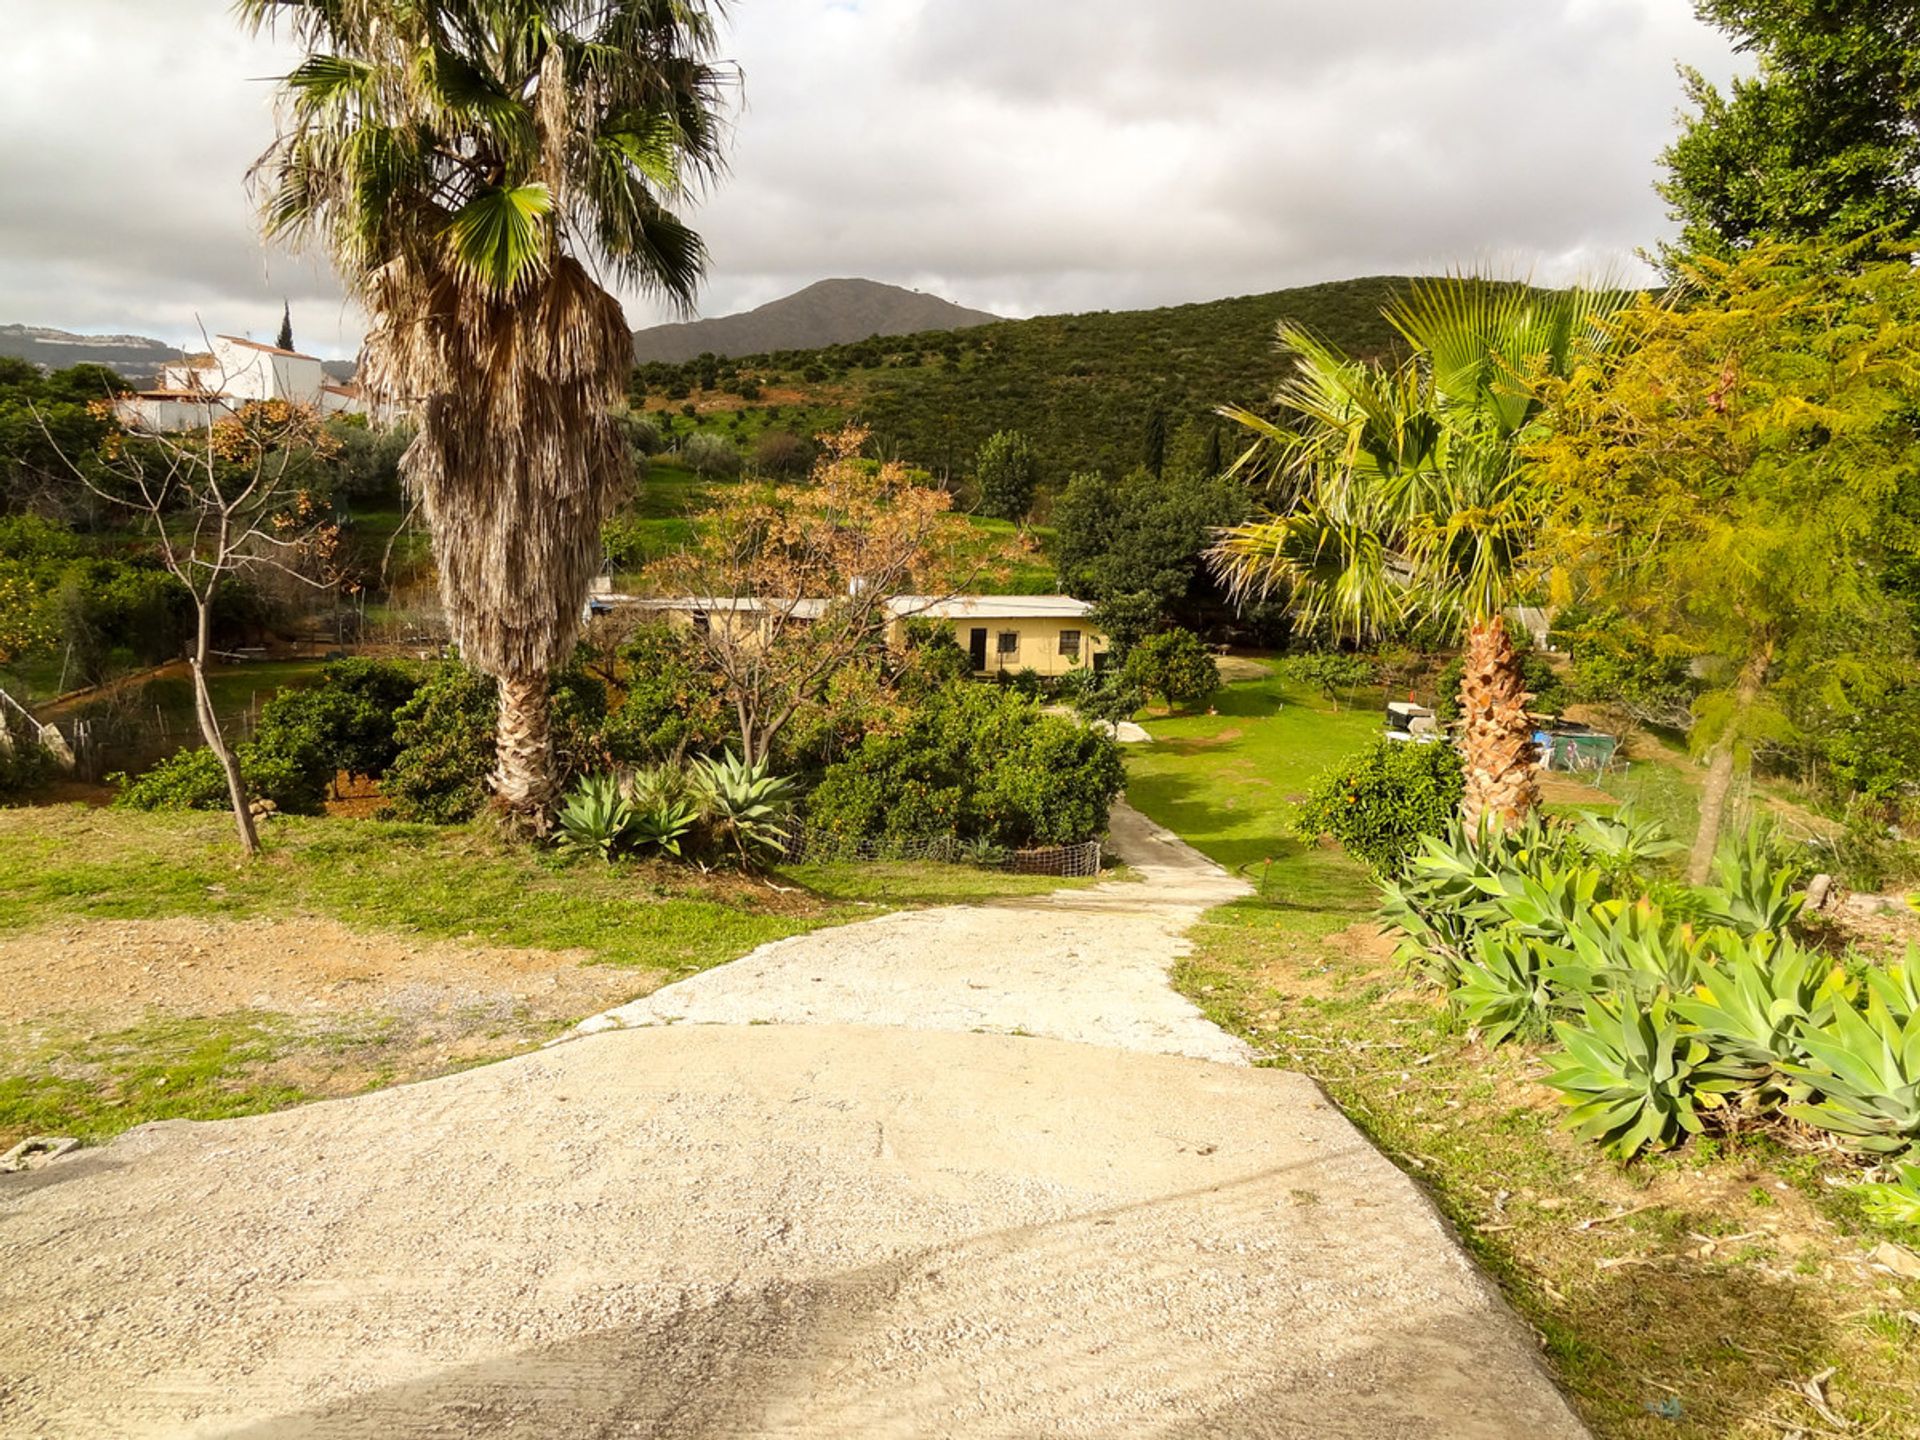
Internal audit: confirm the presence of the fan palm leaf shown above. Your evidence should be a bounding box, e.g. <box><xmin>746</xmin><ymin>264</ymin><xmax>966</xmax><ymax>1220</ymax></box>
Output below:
<box><xmin>1209</xmin><ymin>275</ymin><xmax>1629</xmax><ymax>825</ymax></box>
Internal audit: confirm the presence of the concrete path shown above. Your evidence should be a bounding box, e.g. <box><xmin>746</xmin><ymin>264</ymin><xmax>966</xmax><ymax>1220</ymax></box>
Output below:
<box><xmin>0</xmin><ymin>804</ymin><xmax>1589</xmax><ymax>1439</ymax></box>
<box><xmin>576</xmin><ymin>802</ymin><xmax>1252</xmax><ymax>1063</ymax></box>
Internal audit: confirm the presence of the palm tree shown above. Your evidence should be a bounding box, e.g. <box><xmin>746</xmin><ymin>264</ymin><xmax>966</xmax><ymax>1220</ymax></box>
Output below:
<box><xmin>1209</xmin><ymin>278</ymin><xmax>1624</xmax><ymax>827</ymax></box>
<box><xmin>238</xmin><ymin>0</ymin><xmax>732</xmax><ymax>822</ymax></box>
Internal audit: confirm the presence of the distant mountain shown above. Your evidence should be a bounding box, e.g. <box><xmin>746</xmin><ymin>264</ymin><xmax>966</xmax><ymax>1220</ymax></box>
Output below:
<box><xmin>0</xmin><ymin>324</ymin><xmax>180</xmax><ymax>385</ymax></box>
<box><xmin>632</xmin><ymin>278</ymin><xmax>998</xmax><ymax>363</ymax></box>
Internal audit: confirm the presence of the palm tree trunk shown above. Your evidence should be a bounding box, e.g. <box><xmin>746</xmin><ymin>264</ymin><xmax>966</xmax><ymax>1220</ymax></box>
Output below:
<box><xmin>1685</xmin><ymin>642</ymin><xmax>1772</xmax><ymax>886</ymax></box>
<box><xmin>1457</xmin><ymin>614</ymin><xmax>1539</xmax><ymax>830</ymax></box>
<box><xmin>493</xmin><ymin>671</ymin><xmax>556</xmax><ymax>825</ymax></box>
<box><xmin>190</xmin><ymin>605</ymin><xmax>258</xmax><ymax>857</ymax></box>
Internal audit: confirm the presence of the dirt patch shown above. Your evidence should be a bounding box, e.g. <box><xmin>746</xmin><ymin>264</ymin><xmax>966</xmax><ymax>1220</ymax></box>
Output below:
<box><xmin>0</xmin><ymin>915</ymin><xmax>655</xmax><ymax>1032</ymax></box>
<box><xmin>1537</xmin><ymin>773</ymin><xmax>1616</xmax><ymax>806</ymax></box>
<box><xmin>1215</xmin><ymin>655</ymin><xmax>1274</xmax><ymax>683</ymax></box>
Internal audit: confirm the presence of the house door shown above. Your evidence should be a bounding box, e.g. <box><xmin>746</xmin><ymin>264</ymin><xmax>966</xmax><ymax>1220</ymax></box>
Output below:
<box><xmin>968</xmin><ymin>627</ymin><xmax>988</xmax><ymax>671</ymax></box>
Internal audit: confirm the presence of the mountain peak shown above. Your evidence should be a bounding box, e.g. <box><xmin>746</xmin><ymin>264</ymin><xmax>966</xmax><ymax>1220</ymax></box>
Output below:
<box><xmin>632</xmin><ymin>278</ymin><xmax>997</xmax><ymax>363</ymax></box>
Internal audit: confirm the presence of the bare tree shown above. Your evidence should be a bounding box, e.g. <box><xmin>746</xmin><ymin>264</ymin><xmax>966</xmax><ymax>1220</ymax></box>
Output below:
<box><xmin>652</xmin><ymin>427</ymin><xmax>983</xmax><ymax>766</ymax></box>
<box><xmin>50</xmin><ymin>393</ymin><xmax>339</xmax><ymax>854</ymax></box>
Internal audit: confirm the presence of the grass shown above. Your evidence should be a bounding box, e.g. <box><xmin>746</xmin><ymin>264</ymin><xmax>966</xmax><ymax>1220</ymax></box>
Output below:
<box><xmin>0</xmin><ymin>806</ymin><xmax>1076</xmax><ymax>973</ymax></box>
<box><xmin>0</xmin><ymin>805</ymin><xmax>1097</xmax><ymax>1150</ymax></box>
<box><xmin>1126</xmin><ymin>657</ymin><xmax>1920</xmax><ymax>1439</ymax></box>
<box><xmin>2</xmin><ymin>1014</ymin><xmax>310</xmax><ymax>1144</ymax></box>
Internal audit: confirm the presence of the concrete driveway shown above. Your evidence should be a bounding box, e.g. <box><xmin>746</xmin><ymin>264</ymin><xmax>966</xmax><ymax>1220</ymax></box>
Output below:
<box><xmin>0</xmin><ymin>807</ymin><xmax>1586</xmax><ymax>1439</ymax></box>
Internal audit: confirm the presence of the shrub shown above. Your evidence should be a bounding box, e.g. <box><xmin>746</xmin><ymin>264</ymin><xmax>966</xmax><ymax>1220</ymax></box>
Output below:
<box><xmin>1122</xmin><ymin>627</ymin><xmax>1219</xmax><ymax>710</ymax></box>
<box><xmin>806</xmin><ymin>683</ymin><xmax>1123</xmax><ymax>851</ymax></box>
<box><xmin>115</xmin><ymin>742</ymin><xmax>309</xmax><ymax>814</ymax></box>
<box><xmin>752</xmin><ymin>430</ymin><xmax>812</xmax><ymax>478</ymax></box>
<box><xmin>974</xmin><ymin>429</ymin><xmax>1039</xmax><ymax>520</ymax></box>
<box><xmin>602</xmin><ymin>623</ymin><xmax>730</xmax><ymax>763</ymax></box>
<box><xmin>680</xmin><ymin>432</ymin><xmax>742</xmax><ymax>479</ymax></box>
<box><xmin>380</xmin><ymin>658</ymin><xmax>607</xmax><ymax>823</ymax></box>
<box><xmin>1282</xmin><ymin>651</ymin><xmax>1376</xmax><ymax>706</ymax></box>
<box><xmin>1296</xmin><ymin>738</ymin><xmax>1465</xmax><ymax>876</ymax></box>
<box><xmin>245</xmin><ymin>658</ymin><xmax>425</xmax><ymax>813</ymax></box>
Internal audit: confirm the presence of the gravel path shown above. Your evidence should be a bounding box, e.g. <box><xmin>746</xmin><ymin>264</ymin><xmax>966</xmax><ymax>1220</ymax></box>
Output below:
<box><xmin>0</xmin><ymin>802</ymin><xmax>1589</xmax><ymax>1438</ymax></box>
<box><xmin>575</xmin><ymin>802</ymin><xmax>1252</xmax><ymax>1063</ymax></box>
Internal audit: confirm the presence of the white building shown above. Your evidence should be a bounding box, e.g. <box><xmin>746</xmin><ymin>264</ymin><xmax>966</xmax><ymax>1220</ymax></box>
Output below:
<box><xmin>117</xmin><ymin>334</ymin><xmax>363</xmax><ymax>433</ymax></box>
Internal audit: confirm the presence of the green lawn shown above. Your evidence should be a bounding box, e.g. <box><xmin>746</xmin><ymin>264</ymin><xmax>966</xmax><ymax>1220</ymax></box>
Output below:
<box><xmin>0</xmin><ymin>806</ymin><xmax>1076</xmax><ymax>972</ymax></box>
<box><xmin>1126</xmin><ymin>658</ymin><xmax>1920</xmax><ymax>1439</ymax></box>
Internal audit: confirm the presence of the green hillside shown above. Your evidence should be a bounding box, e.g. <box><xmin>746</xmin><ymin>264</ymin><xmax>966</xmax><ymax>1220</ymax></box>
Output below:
<box><xmin>632</xmin><ymin>276</ymin><xmax>1413</xmax><ymax>484</ymax></box>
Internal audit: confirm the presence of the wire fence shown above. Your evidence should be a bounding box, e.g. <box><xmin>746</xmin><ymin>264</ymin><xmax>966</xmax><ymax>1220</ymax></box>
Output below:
<box><xmin>780</xmin><ymin>822</ymin><xmax>1104</xmax><ymax>878</ymax></box>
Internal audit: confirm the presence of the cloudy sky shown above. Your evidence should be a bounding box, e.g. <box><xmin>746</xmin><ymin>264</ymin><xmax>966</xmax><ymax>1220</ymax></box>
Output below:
<box><xmin>2</xmin><ymin>2</ymin><xmax>1739</xmax><ymax>361</ymax></box>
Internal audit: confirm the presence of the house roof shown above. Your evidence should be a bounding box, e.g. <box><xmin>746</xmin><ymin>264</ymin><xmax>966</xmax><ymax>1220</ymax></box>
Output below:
<box><xmin>585</xmin><ymin>592</ymin><xmax>1099</xmax><ymax>624</ymax></box>
<box><xmin>215</xmin><ymin>335</ymin><xmax>324</xmax><ymax>362</ymax></box>
<box><xmin>885</xmin><ymin>594</ymin><xmax>1095</xmax><ymax>621</ymax></box>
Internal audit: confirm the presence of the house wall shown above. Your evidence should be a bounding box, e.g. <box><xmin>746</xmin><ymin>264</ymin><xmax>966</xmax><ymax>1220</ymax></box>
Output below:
<box><xmin>889</xmin><ymin>614</ymin><xmax>1108</xmax><ymax>678</ymax></box>
<box><xmin>271</xmin><ymin>353</ymin><xmax>326</xmax><ymax>405</ymax></box>
<box><xmin>114</xmin><ymin>395</ymin><xmax>219</xmax><ymax>433</ymax></box>
<box><xmin>208</xmin><ymin>338</ymin><xmax>274</xmax><ymax>401</ymax></box>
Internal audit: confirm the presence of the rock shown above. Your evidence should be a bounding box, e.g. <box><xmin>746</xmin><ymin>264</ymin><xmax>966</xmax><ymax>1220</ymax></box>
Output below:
<box><xmin>1869</xmin><ymin>1241</ymin><xmax>1920</xmax><ymax>1279</ymax></box>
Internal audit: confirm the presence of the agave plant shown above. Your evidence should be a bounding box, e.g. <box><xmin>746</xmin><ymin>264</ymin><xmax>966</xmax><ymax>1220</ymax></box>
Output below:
<box><xmin>1863</xmin><ymin>947</ymin><xmax>1920</xmax><ymax>1024</ymax></box>
<box><xmin>1562</xmin><ymin>897</ymin><xmax>1706</xmax><ymax>1004</ymax></box>
<box><xmin>630</xmin><ymin>796</ymin><xmax>700</xmax><ymax>857</ymax></box>
<box><xmin>1490</xmin><ymin>862</ymin><xmax>1605</xmax><ymax>948</ymax></box>
<box><xmin>1699</xmin><ymin>822</ymin><xmax>1806</xmax><ymax>937</ymax></box>
<box><xmin>1671</xmin><ymin>933</ymin><xmax>1839</xmax><ymax>1102</ymax></box>
<box><xmin>1573</xmin><ymin>808</ymin><xmax>1684</xmax><ymax>874</ymax></box>
<box><xmin>1544</xmin><ymin>996</ymin><xmax>1737</xmax><ymax>1160</ymax></box>
<box><xmin>1853</xmin><ymin>1159</ymin><xmax>1920</xmax><ymax>1230</ymax></box>
<box><xmin>556</xmin><ymin>771</ymin><xmax>634</xmax><ymax>863</ymax></box>
<box><xmin>1449</xmin><ymin>931</ymin><xmax>1583</xmax><ymax>1045</ymax></box>
<box><xmin>1783</xmin><ymin>990</ymin><xmax>1920</xmax><ymax>1155</ymax></box>
<box><xmin>691</xmin><ymin>750</ymin><xmax>799</xmax><ymax>867</ymax></box>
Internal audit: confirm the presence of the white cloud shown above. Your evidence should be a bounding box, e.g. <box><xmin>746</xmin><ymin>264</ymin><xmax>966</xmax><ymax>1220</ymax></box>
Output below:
<box><xmin>0</xmin><ymin>1</ymin><xmax>1740</xmax><ymax>355</ymax></box>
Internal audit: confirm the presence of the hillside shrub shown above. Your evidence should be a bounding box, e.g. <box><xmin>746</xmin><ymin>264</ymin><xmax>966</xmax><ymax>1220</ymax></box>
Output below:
<box><xmin>752</xmin><ymin>430</ymin><xmax>812</xmax><ymax>478</ymax></box>
<box><xmin>805</xmin><ymin>683</ymin><xmax>1123</xmax><ymax>850</ymax></box>
<box><xmin>974</xmin><ymin>429</ymin><xmax>1039</xmax><ymax>521</ymax></box>
<box><xmin>1122</xmin><ymin>627</ymin><xmax>1219</xmax><ymax>710</ymax></box>
<box><xmin>1296</xmin><ymin>738</ymin><xmax>1465</xmax><ymax>876</ymax></box>
<box><xmin>680</xmin><ymin>432</ymin><xmax>742</xmax><ymax>479</ymax></box>
<box><xmin>1282</xmin><ymin>652</ymin><xmax>1377</xmax><ymax>705</ymax></box>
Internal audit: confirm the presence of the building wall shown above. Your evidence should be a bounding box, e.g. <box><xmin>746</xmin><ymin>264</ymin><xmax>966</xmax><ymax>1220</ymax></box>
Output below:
<box><xmin>114</xmin><ymin>395</ymin><xmax>218</xmax><ymax>433</ymax></box>
<box><xmin>888</xmin><ymin>614</ymin><xmax>1109</xmax><ymax>678</ymax></box>
<box><xmin>208</xmin><ymin>338</ymin><xmax>274</xmax><ymax>401</ymax></box>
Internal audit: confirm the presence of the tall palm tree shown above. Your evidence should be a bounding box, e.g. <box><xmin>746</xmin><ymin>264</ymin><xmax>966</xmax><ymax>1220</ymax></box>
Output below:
<box><xmin>238</xmin><ymin>0</ymin><xmax>732</xmax><ymax>822</ymax></box>
<box><xmin>1209</xmin><ymin>278</ymin><xmax>1624</xmax><ymax>827</ymax></box>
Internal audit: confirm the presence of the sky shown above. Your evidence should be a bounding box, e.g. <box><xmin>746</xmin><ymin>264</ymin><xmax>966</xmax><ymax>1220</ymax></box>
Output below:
<box><xmin>0</xmin><ymin>2</ymin><xmax>1741</xmax><ymax>361</ymax></box>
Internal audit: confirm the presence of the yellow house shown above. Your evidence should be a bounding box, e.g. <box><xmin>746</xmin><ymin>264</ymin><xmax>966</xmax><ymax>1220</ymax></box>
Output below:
<box><xmin>884</xmin><ymin>595</ymin><xmax>1108</xmax><ymax>678</ymax></box>
<box><xmin>583</xmin><ymin>585</ymin><xmax>1109</xmax><ymax>678</ymax></box>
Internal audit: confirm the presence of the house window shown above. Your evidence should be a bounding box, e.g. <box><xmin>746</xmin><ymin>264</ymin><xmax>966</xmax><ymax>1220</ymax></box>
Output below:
<box><xmin>997</xmin><ymin>630</ymin><xmax>1020</xmax><ymax>657</ymax></box>
<box><xmin>690</xmin><ymin>610</ymin><xmax>710</xmax><ymax>635</ymax></box>
<box><xmin>1058</xmin><ymin>629</ymin><xmax>1081</xmax><ymax>659</ymax></box>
